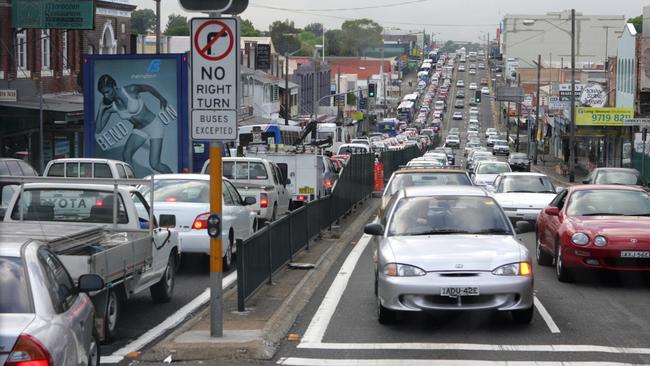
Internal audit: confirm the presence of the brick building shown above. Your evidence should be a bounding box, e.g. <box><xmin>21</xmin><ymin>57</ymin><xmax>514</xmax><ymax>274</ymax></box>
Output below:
<box><xmin>0</xmin><ymin>0</ymin><xmax>135</xmax><ymax>171</ymax></box>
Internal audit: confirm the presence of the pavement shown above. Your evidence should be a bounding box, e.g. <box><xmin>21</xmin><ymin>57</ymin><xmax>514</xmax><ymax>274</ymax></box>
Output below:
<box><xmin>130</xmin><ymin>197</ymin><xmax>380</xmax><ymax>364</ymax></box>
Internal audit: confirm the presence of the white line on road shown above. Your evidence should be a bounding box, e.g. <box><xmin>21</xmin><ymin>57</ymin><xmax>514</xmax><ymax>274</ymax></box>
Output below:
<box><xmin>299</xmin><ymin>234</ymin><xmax>372</xmax><ymax>346</ymax></box>
<box><xmin>534</xmin><ymin>296</ymin><xmax>561</xmax><ymax>333</ymax></box>
<box><xmin>101</xmin><ymin>271</ymin><xmax>238</xmax><ymax>364</ymax></box>
<box><xmin>296</xmin><ymin>342</ymin><xmax>650</xmax><ymax>355</ymax></box>
<box><xmin>277</xmin><ymin>358</ymin><xmax>638</xmax><ymax>366</ymax></box>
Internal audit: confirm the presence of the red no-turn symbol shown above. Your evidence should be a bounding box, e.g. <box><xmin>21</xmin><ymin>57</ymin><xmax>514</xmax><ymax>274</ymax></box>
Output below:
<box><xmin>193</xmin><ymin>20</ymin><xmax>234</xmax><ymax>61</ymax></box>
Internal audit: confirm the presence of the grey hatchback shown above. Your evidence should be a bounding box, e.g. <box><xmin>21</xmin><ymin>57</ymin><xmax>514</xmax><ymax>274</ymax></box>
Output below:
<box><xmin>0</xmin><ymin>239</ymin><xmax>104</xmax><ymax>366</ymax></box>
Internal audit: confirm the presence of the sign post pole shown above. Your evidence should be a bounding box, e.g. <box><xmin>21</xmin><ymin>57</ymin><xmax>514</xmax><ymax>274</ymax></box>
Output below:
<box><xmin>190</xmin><ymin>14</ymin><xmax>239</xmax><ymax>338</ymax></box>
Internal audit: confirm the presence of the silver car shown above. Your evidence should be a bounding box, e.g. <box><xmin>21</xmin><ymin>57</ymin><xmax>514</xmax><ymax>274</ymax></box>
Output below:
<box><xmin>1</xmin><ymin>240</ymin><xmax>104</xmax><ymax>366</ymax></box>
<box><xmin>365</xmin><ymin>186</ymin><xmax>534</xmax><ymax>324</ymax></box>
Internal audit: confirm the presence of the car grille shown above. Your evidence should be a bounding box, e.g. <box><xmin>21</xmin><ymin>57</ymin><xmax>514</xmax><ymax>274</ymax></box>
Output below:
<box><xmin>603</xmin><ymin>258</ymin><xmax>650</xmax><ymax>268</ymax></box>
<box><xmin>401</xmin><ymin>294</ymin><xmax>518</xmax><ymax>310</ymax></box>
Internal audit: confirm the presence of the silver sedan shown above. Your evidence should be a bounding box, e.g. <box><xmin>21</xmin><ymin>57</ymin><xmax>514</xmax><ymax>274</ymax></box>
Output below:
<box><xmin>1</xmin><ymin>239</ymin><xmax>104</xmax><ymax>366</ymax></box>
<box><xmin>365</xmin><ymin>186</ymin><xmax>534</xmax><ymax>324</ymax></box>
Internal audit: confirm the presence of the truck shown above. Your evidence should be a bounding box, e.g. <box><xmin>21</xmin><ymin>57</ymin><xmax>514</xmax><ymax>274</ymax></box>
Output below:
<box><xmin>1</xmin><ymin>177</ymin><xmax>180</xmax><ymax>341</ymax></box>
<box><xmin>201</xmin><ymin>157</ymin><xmax>291</xmax><ymax>224</ymax></box>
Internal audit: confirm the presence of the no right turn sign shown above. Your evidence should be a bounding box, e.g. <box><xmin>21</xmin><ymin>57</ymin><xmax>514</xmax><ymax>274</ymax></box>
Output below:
<box><xmin>190</xmin><ymin>17</ymin><xmax>239</xmax><ymax>141</ymax></box>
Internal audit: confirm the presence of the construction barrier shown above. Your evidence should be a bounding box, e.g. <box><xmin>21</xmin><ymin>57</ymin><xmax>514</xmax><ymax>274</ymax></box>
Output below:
<box><xmin>374</xmin><ymin>161</ymin><xmax>385</xmax><ymax>192</ymax></box>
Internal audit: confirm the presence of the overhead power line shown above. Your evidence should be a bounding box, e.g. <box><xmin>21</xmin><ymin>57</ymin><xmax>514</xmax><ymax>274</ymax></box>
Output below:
<box><xmin>250</xmin><ymin>0</ymin><xmax>432</xmax><ymax>12</ymax></box>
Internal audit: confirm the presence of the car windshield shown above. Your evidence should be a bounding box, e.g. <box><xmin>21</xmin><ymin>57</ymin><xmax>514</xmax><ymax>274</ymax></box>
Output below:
<box><xmin>151</xmin><ymin>179</ymin><xmax>210</xmax><ymax>203</ymax></box>
<box><xmin>497</xmin><ymin>176</ymin><xmax>555</xmax><ymax>193</ymax></box>
<box><xmin>0</xmin><ymin>256</ymin><xmax>32</xmax><ymax>313</ymax></box>
<box><xmin>567</xmin><ymin>190</ymin><xmax>650</xmax><ymax>216</ymax></box>
<box><xmin>594</xmin><ymin>171</ymin><xmax>645</xmax><ymax>186</ymax></box>
<box><xmin>388</xmin><ymin>196</ymin><xmax>511</xmax><ymax>236</ymax></box>
<box><xmin>476</xmin><ymin>163</ymin><xmax>510</xmax><ymax>174</ymax></box>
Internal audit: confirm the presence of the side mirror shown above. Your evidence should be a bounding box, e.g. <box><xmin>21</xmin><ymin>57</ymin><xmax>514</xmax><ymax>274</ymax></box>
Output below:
<box><xmin>159</xmin><ymin>214</ymin><xmax>176</xmax><ymax>228</ymax></box>
<box><xmin>77</xmin><ymin>274</ymin><xmax>104</xmax><ymax>292</ymax></box>
<box><xmin>364</xmin><ymin>223</ymin><xmax>384</xmax><ymax>236</ymax></box>
<box><xmin>515</xmin><ymin>221</ymin><xmax>533</xmax><ymax>234</ymax></box>
<box><xmin>556</xmin><ymin>186</ymin><xmax>565</xmax><ymax>193</ymax></box>
<box><xmin>243</xmin><ymin>196</ymin><xmax>256</xmax><ymax>206</ymax></box>
<box><xmin>544</xmin><ymin>207</ymin><xmax>559</xmax><ymax>216</ymax></box>
<box><xmin>582</xmin><ymin>179</ymin><xmax>590</xmax><ymax>184</ymax></box>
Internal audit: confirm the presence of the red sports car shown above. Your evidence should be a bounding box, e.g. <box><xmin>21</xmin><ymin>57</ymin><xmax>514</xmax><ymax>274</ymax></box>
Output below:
<box><xmin>536</xmin><ymin>185</ymin><xmax>650</xmax><ymax>282</ymax></box>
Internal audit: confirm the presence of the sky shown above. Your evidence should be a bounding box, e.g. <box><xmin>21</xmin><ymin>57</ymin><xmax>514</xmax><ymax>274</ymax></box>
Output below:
<box><xmin>130</xmin><ymin>0</ymin><xmax>644</xmax><ymax>42</ymax></box>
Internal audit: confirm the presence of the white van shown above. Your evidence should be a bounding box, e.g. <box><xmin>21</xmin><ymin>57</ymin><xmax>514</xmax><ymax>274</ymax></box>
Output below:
<box><xmin>44</xmin><ymin>158</ymin><xmax>136</xmax><ymax>179</ymax></box>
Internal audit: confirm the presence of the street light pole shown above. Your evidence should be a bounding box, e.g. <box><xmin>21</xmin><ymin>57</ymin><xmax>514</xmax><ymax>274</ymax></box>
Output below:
<box><xmin>155</xmin><ymin>0</ymin><xmax>161</xmax><ymax>53</ymax></box>
<box><xmin>285</xmin><ymin>52</ymin><xmax>289</xmax><ymax>125</ymax></box>
<box><xmin>569</xmin><ymin>8</ymin><xmax>576</xmax><ymax>182</ymax></box>
<box><xmin>533</xmin><ymin>54</ymin><xmax>541</xmax><ymax>165</ymax></box>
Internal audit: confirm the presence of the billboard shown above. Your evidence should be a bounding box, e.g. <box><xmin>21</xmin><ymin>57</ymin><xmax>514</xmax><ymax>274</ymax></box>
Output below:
<box><xmin>575</xmin><ymin>107</ymin><xmax>634</xmax><ymax>127</ymax></box>
<box><xmin>83</xmin><ymin>54</ymin><xmax>189</xmax><ymax>177</ymax></box>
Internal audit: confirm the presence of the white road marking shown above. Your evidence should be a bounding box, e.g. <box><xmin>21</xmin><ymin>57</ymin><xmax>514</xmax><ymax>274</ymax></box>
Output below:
<box><xmin>299</xmin><ymin>234</ymin><xmax>372</xmax><ymax>346</ymax></box>
<box><xmin>101</xmin><ymin>271</ymin><xmax>237</xmax><ymax>364</ymax></box>
<box><xmin>297</xmin><ymin>342</ymin><xmax>650</xmax><ymax>355</ymax></box>
<box><xmin>534</xmin><ymin>296</ymin><xmax>561</xmax><ymax>333</ymax></box>
<box><xmin>277</xmin><ymin>358</ymin><xmax>638</xmax><ymax>366</ymax></box>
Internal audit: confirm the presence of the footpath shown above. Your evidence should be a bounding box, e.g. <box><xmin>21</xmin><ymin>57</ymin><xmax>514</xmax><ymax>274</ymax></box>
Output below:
<box><xmin>133</xmin><ymin>197</ymin><xmax>380</xmax><ymax>364</ymax></box>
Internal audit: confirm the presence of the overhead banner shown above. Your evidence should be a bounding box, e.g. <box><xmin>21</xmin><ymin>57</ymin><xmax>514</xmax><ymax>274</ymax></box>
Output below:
<box><xmin>12</xmin><ymin>0</ymin><xmax>95</xmax><ymax>29</ymax></box>
<box><xmin>575</xmin><ymin>107</ymin><xmax>634</xmax><ymax>127</ymax></box>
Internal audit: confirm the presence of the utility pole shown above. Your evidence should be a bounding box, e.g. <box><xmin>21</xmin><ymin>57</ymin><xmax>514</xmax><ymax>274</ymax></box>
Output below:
<box><xmin>284</xmin><ymin>53</ymin><xmax>289</xmax><ymax>125</ymax></box>
<box><xmin>516</xmin><ymin>74</ymin><xmax>521</xmax><ymax>152</ymax></box>
<box><xmin>312</xmin><ymin>57</ymin><xmax>320</xmax><ymax>120</ymax></box>
<box><xmin>533</xmin><ymin>54</ymin><xmax>541</xmax><ymax>164</ymax></box>
<box><xmin>155</xmin><ymin>0</ymin><xmax>161</xmax><ymax>53</ymax></box>
<box><xmin>569</xmin><ymin>8</ymin><xmax>576</xmax><ymax>182</ymax></box>
<box><xmin>337</xmin><ymin>66</ymin><xmax>342</xmax><ymax>122</ymax></box>
<box><xmin>506</xmin><ymin>102</ymin><xmax>510</xmax><ymax>143</ymax></box>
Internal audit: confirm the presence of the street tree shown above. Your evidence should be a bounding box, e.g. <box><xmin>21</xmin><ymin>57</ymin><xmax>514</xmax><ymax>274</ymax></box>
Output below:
<box><xmin>325</xmin><ymin>29</ymin><xmax>344</xmax><ymax>56</ymax></box>
<box><xmin>131</xmin><ymin>9</ymin><xmax>156</xmax><ymax>35</ymax></box>
<box><xmin>269</xmin><ymin>20</ymin><xmax>301</xmax><ymax>55</ymax></box>
<box><xmin>628</xmin><ymin>15</ymin><xmax>642</xmax><ymax>33</ymax></box>
<box><xmin>239</xmin><ymin>17</ymin><xmax>261</xmax><ymax>37</ymax></box>
<box><xmin>341</xmin><ymin>19</ymin><xmax>382</xmax><ymax>56</ymax></box>
<box><xmin>164</xmin><ymin>14</ymin><xmax>189</xmax><ymax>36</ymax></box>
<box><xmin>304</xmin><ymin>23</ymin><xmax>324</xmax><ymax>36</ymax></box>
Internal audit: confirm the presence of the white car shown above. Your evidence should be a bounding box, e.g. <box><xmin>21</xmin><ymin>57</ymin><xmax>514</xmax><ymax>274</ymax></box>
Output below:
<box><xmin>472</xmin><ymin>161</ymin><xmax>512</xmax><ymax>186</ymax></box>
<box><xmin>481</xmin><ymin>87</ymin><xmax>490</xmax><ymax>95</ymax></box>
<box><xmin>444</xmin><ymin>135</ymin><xmax>461</xmax><ymax>148</ymax></box>
<box><xmin>469</xmin><ymin>118</ymin><xmax>480</xmax><ymax>125</ymax></box>
<box><xmin>485</xmin><ymin>128</ymin><xmax>498</xmax><ymax>138</ymax></box>
<box><xmin>469</xmin><ymin>69</ymin><xmax>476</xmax><ymax>75</ymax></box>
<box><xmin>492</xmin><ymin>172</ymin><xmax>560</xmax><ymax>222</ymax></box>
<box><xmin>452</xmin><ymin>112</ymin><xmax>463</xmax><ymax>120</ymax></box>
<box><xmin>145</xmin><ymin>174</ymin><xmax>256</xmax><ymax>269</ymax></box>
<box><xmin>456</xmin><ymin>80</ymin><xmax>464</xmax><ymax>87</ymax></box>
<box><xmin>469</xmin><ymin>83</ymin><xmax>478</xmax><ymax>90</ymax></box>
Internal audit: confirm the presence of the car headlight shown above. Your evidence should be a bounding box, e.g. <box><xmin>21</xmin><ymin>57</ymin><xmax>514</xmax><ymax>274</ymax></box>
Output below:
<box><xmin>492</xmin><ymin>262</ymin><xmax>532</xmax><ymax>276</ymax></box>
<box><xmin>571</xmin><ymin>232</ymin><xmax>589</xmax><ymax>246</ymax></box>
<box><xmin>593</xmin><ymin>235</ymin><xmax>608</xmax><ymax>247</ymax></box>
<box><xmin>383</xmin><ymin>263</ymin><xmax>426</xmax><ymax>277</ymax></box>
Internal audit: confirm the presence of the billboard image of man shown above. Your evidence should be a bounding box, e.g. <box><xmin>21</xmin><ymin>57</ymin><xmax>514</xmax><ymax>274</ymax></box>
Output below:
<box><xmin>95</xmin><ymin>74</ymin><xmax>174</xmax><ymax>173</ymax></box>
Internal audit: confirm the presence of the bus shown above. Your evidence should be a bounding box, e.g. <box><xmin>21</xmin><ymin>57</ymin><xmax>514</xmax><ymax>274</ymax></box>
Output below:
<box><xmin>376</xmin><ymin>118</ymin><xmax>399</xmax><ymax>137</ymax></box>
<box><xmin>238</xmin><ymin>124</ymin><xmax>304</xmax><ymax>147</ymax></box>
<box><xmin>397</xmin><ymin>101</ymin><xmax>416</xmax><ymax>123</ymax></box>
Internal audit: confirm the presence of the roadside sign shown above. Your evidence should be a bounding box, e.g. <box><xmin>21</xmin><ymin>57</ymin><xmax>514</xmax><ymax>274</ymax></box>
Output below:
<box><xmin>255</xmin><ymin>44</ymin><xmax>271</xmax><ymax>70</ymax></box>
<box><xmin>623</xmin><ymin>118</ymin><xmax>650</xmax><ymax>126</ymax></box>
<box><xmin>11</xmin><ymin>0</ymin><xmax>95</xmax><ymax>29</ymax></box>
<box><xmin>0</xmin><ymin>89</ymin><xmax>17</xmax><ymax>102</ymax></box>
<box><xmin>575</xmin><ymin>107</ymin><xmax>634</xmax><ymax>127</ymax></box>
<box><xmin>190</xmin><ymin>17</ymin><xmax>239</xmax><ymax>141</ymax></box>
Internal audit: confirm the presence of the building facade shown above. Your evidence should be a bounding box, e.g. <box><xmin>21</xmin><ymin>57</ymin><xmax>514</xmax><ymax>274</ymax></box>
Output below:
<box><xmin>291</xmin><ymin>54</ymin><xmax>331</xmax><ymax>117</ymax></box>
<box><xmin>616</xmin><ymin>23</ymin><xmax>638</xmax><ymax>109</ymax></box>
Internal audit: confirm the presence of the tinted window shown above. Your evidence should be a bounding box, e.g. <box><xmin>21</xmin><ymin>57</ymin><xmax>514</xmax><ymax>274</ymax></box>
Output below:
<box><xmin>37</xmin><ymin>248</ymin><xmax>76</xmax><ymax>313</ymax></box>
<box><xmin>224</xmin><ymin>181</ymin><xmax>242</xmax><ymax>206</ymax></box>
<box><xmin>497</xmin><ymin>176</ymin><xmax>555</xmax><ymax>193</ymax></box>
<box><xmin>66</xmin><ymin>162</ymin><xmax>79</xmax><ymax>177</ymax></box>
<box><xmin>6</xmin><ymin>161</ymin><xmax>22</xmax><ymax>175</ymax></box>
<box><xmin>223</xmin><ymin>162</ymin><xmax>268</xmax><ymax>180</ymax></box>
<box><xmin>47</xmin><ymin>163</ymin><xmax>64</xmax><ymax>177</ymax></box>
<box><xmin>388</xmin><ymin>196</ymin><xmax>511</xmax><ymax>236</ymax></box>
<box><xmin>567</xmin><ymin>190</ymin><xmax>650</xmax><ymax>216</ymax></box>
<box><xmin>0</xmin><ymin>256</ymin><xmax>32</xmax><ymax>313</ymax></box>
<box><xmin>124</xmin><ymin>164</ymin><xmax>135</xmax><ymax>178</ymax></box>
<box><xmin>222</xmin><ymin>182</ymin><xmax>235</xmax><ymax>205</ymax></box>
<box><xmin>79</xmin><ymin>163</ymin><xmax>93</xmax><ymax>177</ymax></box>
<box><xmin>151</xmin><ymin>179</ymin><xmax>209</xmax><ymax>203</ymax></box>
<box><xmin>94</xmin><ymin>163</ymin><xmax>112</xmax><ymax>178</ymax></box>
<box><xmin>116</xmin><ymin>164</ymin><xmax>127</xmax><ymax>179</ymax></box>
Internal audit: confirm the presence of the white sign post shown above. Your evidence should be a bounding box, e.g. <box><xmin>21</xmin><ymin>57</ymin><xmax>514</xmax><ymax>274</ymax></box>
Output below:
<box><xmin>191</xmin><ymin>17</ymin><xmax>239</xmax><ymax>140</ymax></box>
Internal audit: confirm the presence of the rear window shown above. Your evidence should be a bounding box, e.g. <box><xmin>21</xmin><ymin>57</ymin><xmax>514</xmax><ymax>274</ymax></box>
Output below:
<box><xmin>595</xmin><ymin>171</ymin><xmax>645</xmax><ymax>186</ymax></box>
<box><xmin>47</xmin><ymin>163</ymin><xmax>64</xmax><ymax>177</ymax></box>
<box><xmin>66</xmin><ymin>163</ymin><xmax>79</xmax><ymax>177</ymax></box>
<box><xmin>0</xmin><ymin>256</ymin><xmax>32</xmax><ymax>313</ymax></box>
<box><xmin>223</xmin><ymin>161</ymin><xmax>269</xmax><ymax>180</ymax></box>
<box><xmin>385</xmin><ymin>173</ymin><xmax>472</xmax><ymax>196</ymax></box>
<box><xmin>151</xmin><ymin>179</ymin><xmax>209</xmax><ymax>203</ymax></box>
<box><xmin>94</xmin><ymin>163</ymin><xmax>112</xmax><ymax>178</ymax></box>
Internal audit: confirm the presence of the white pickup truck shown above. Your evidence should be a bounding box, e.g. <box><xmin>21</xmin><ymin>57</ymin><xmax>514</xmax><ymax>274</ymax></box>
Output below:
<box><xmin>201</xmin><ymin>157</ymin><xmax>290</xmax><ymax>224</ymax></box>
<box><xmin>1</xmin><ymin>177</ymin><xmax>180</xmax><ymax>341</ymax></box>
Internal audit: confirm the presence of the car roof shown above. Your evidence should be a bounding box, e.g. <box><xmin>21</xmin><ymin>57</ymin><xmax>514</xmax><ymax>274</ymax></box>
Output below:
<box><xmin>402</xmin><ymin>186</ymin><xmax>488</xmax><ymax>197</ymax></box>
<box><xmin>569</xmin><ymin>184</ymin><xmax>646</xmax><ymax>192</ymax></box>
<box><xmin>396</xmin><ymin>167</ymin><xmax>467</xmax><ymax>174</ymax></box>
<box><xmin>499</xmin><ymin>172</ymin><xmax>547</xmax><ymax>177</ymax></box>
<box><xmin>47</xmin><ymin>158</ymin><xmax>126</xmax><ymax>164</ymax></box>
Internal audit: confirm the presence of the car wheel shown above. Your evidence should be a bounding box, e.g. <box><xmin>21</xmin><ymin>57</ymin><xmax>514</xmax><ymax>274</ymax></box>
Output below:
<box><xmin>377</xmin><ymin>297</ymin><xmax>396</xmax><ymax>324</ymax></box>
<box><xmin>104</xmin><ymin>290</ymin><xmax>120</xmax><ymax>341</ymax></box>
<box><xmin>150</xmin><ymin>254</ymin><xmax>176</xmax><ymax>303</ymax></box>
<box><xmin>555</xmin><ymin>241</ymin><xmax>573</xmax><ymax>282</ymax></box>
<box><xmin>536</xmin><ymin>231</ymin><xmax>553</xmax><ymax>266</ymax></box>
<box><xmin>511</xmin><ymin>306</ymin><xmax>534</xmax><ymax>324</ymax></box>
<box><xmin>223</xmin><ymin>235</ymin><xmax>234</xmax><ymax>271</ymax></box>
<box><xmin>88</xmin><ymin>330</ymin><xmax>101</xmax><ymax>366</ymax></box>
<box><xmin>272</xmin><ymin>204</ymin><xmax>278</xmax><ymax>222</ymax></box>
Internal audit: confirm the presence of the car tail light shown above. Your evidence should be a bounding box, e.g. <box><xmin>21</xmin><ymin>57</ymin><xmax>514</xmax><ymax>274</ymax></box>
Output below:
<box><xmin>324</xmin><ymin>180</ymin><xmax>333</xmax><ymax>188</ymax></box>
<box><xmin>165</xmin><ymin>197</ymin><xmax>177</xmax><ymax>202</ymax></box>
<box><xmin>297</xmin><ymin>195</ymin><xmax>306</xmax><ymax>201</ymax></box>
<box><xmin>5</xmin><ymin>334</ymin><xmax>53</xmax><ymax>366</ymax></box>
<box><xmin>260</xmin><ymin>193</ymin><xmax>268</xmax><ymax>208</ymax></box>
<box><xmin>192</xmin><ymin>212</ymin><xmax>210</xmax><ymax>230</ymax></box>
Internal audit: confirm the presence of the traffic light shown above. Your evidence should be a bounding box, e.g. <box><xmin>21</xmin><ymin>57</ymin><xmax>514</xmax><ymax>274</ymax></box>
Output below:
<box><xmin>368</xmin><ymin>83</ymin><xmax>376</xmax><ymax>98</ymax></box>
<box><xmin>475</xmin><ymin>90</ymin><xmax>481</xmax><ymax>104</ymax></box>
